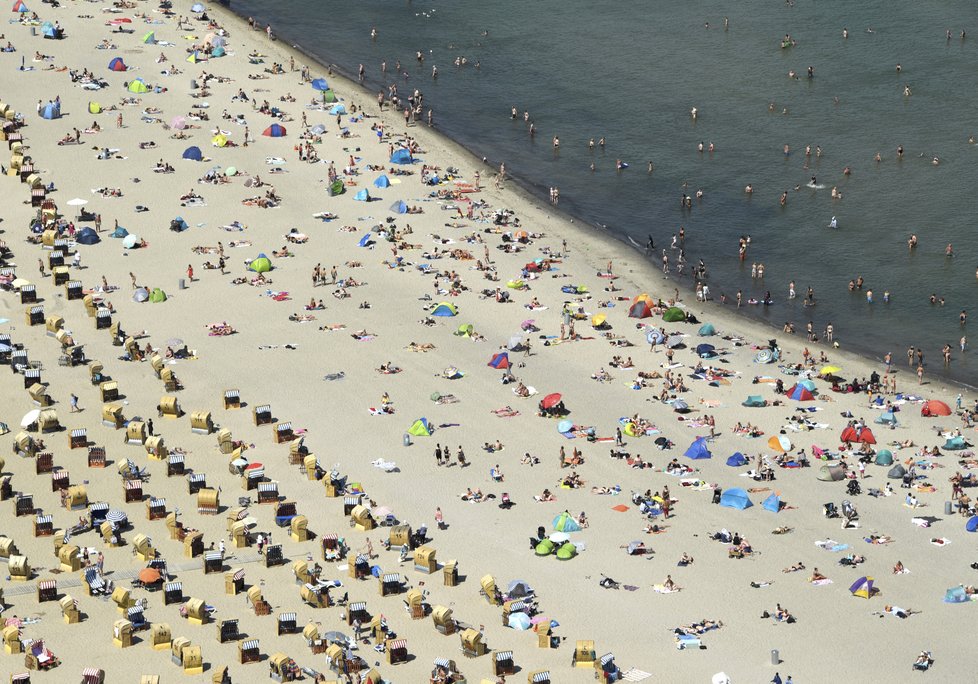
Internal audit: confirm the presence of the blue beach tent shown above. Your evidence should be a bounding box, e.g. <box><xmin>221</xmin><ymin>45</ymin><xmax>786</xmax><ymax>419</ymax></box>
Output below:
<box><xmin>76</xmin><ymin>227</ymin><xmax>100</xmax><ymax>245</ymax></box>
<box><xmin>967</xmin><ymin>516</ymin><xmax>978</xmax><ymax>533</ymax></box>
<box><xmin>40</xmin><ymin>101</ymin><xmax>61</xmax><ymax>119</ymax></box>
<box><xmin>390</xmin><ymin>148</ymin><xmax>413</xmax><ymax>164</ymax></box>
<box><xmin>726</xmin><ymin>452</ymin><xmax>747</xmax><ymax>467</ymax></box>
<box><xmin>719</xmin><ymin>488</ymin><xmax>753</xmax><ymax>510</ymax></box>
<box><xmin>762</xmin><ymin>493</ymin><xmax>782</xmax><ymax>513</ymax></box>
<box><xmin>684</xmin><ymin>437</ymin><xmax>712</xmax><ymax>460</ymax></box>
<box><xmin>182</xmin><ymin>146</ymin><xmax>203</xmax><ymax>161</ymax></box>
<box><xmin>373</xmin><ymin>175</ymin><xmax>391</xmax><ymax>188</ymax></box>
<box><xmin>354</xmin><ymin>189</ymin><xmax>370</xmax><ymax>201</ymax></box>
<box><xmin>390</xmin><ymin>200</ymin><xmax>408</xmax><ymax>214</ymax></box>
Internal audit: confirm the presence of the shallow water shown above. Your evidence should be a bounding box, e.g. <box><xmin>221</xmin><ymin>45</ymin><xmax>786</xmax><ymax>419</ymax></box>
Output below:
<box><xmin>230</xmin><ymin>0</ymin><xmax>978</xmax><ymax>385</ymax></box>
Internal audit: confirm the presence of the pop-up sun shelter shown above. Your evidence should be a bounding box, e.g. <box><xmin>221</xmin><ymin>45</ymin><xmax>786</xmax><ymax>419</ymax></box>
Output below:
<box><xmin>353</xmin><ymin>189</ymin><xmax>370</xmax><ymax>201</ymax></box>
<box><xmin>742</xmin><ymin>395</ymin><xmax>766</xmax><ymax>407</ymax></box>
<box><xmin>684</xmin><ymin>437</ymin><xmax>712</xmax><ymax>460</ymax></box>
<box><xmin>920</xmin><ymin>399</ymin><xmax>951</xmax><ymax>417</ymax></box>
<box><xmin>142</xmin><ymin>31</ymin><xmax>156</xmax><ymax>44</ymax></box>
<box><xmin>849</xmin><ymin>576</ymin><xmax>876</xmax><ymax>599</ymax></box>
<box><xmin>390</xmin><ymin>200</ymin><xmax>408</xmax><ymax>214</ymax></box>
<box><xmin>719</xmin><ymin>488</ymin><xmax>752</xmax><ymax>510</ymax></box>
<box><xmin>249</xmin><ymin>254</ymin><xmax>272</xmax><ymax>273</ymax></box>
<box><xmin>40</xmin><ymin>102</ymin><xmax>61</xmax><ymax>119</ymax></box>
<box><xmin>390</xmin><ymin>148</ymin><xmax>413</xmax><ymax>164</ymax></box>
<box><xmin>698</xmin><ymin>323</ymin><xmax>716</xmax><ymax>336</ymax></box>
<box><xmin>726</xmin><ymin>452</ymin><xmax>747</xmax><ymax>467</ymax></box>
<box><xmin>127</xmin><ymin>78</ymin><xmax>149</xmax><ymax>93</ymax></box>
<box><xmin>76</xmin><ymin>227</ymin><xmax>99</xmax><ymax>245</ymax></box>
<box><xmin>553</xmin><ymin>511</ymin><xmax>581</xmax><ymax>532</ymax></box>
<box><xmin>874</xmin><ymin>449</ymin><xmax>893</xmax><ymax>466</ymax></box>
<box><xmin>488</xmin><ymin>352</ymin><xmax>509</xmax><ymax>369</ymax></box>
<box><xmin>182</xmin><ymin>146</ymin><xmax>203</xmax><ymax>161</ymax></box>
<box><xmin>408</xmin><ymin>418</ymin><xmax>431</xmax><ymax>436</ymax></box>
<box><xmin>887</xmin><ymin>464</ymin><xmax>907</xmax><ymax>480</ymax></box>
<box><xmin>262</xmin><ymin>123</ymin><xmax>286</xmax><ymax>137</ymax></box>
<box><xmin>817</xmin><ymin>464</ymin><xmax>845</xmax><ymax>481</ymax></box>
<box><xmin>373</xmin><ymin>175</ymin><xmax>391</xmax><ymax>188</ymax></box>
<box><xmin>944</xmin><ymin>586</ymin><xmax>969</xmax><ymax>603</ymax></box>
<box><xmin>967</xmin><ymin>517</ymin><xmax>978</xmax><ymax>533</ymax></box>
<box><xmin>786</xmin><ymin>384</ymin><xmax>815</xmax><ymax>401</ymax></box>
<box><xmin>108</xmin><ymin>57</ymin><xmax>128</xmax><ymax>71</ymax></box>
<box><xmin>663</xmin><ymin>307</ymin><xmax>685</xmax><ymax>322</ymax></box>
<box><xmin>430</xmin><ymin>302</ymin><xmax>457</xmax><ymax>317</ymax></box>
<box><xmin>762</xmin><ymin>493</ymin><xmax>782</xmax><ymax>513</ymax></box>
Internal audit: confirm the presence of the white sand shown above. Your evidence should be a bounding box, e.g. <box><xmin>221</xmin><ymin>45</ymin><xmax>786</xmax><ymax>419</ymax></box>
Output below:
<box><xmin>0</xmin><ymin>2</ymin><xmax>974</xmax><ymax>682</ymax></box>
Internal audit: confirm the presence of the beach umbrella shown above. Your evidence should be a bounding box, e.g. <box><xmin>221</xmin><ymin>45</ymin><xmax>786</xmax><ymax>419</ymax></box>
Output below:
<box><xmin>12</xmin><ymin>278</ymin><xmax>32</xmax><ymax>289</ymax></box>
<box><xmin>541</xmin><ymin>393</ymin><xmax>562</xmax><ymax>409</ymax></box>
<box><xmin>225</xmin><ymin>167</ymin><xmax>237</xmax><ymax>176</ymax></box>
<box><xmin>508</xmin><ymin>613</ymin><xmax>532</xmax><ymax>630</ymax></box>
<box><xmin>672</xmin><ymin>399</ymin><xmax>689</xmax><ymax>412</ymax></box>
<box><xmin>322</xmin><ymin>631</ymin><xmax>348</xmax><ymax>645</ymax></box>
<box><xmin>133</xmin><ymin>287</ymin><xmax>149</xmax><ymax>302</ymax></box>
<box><xmin>20</xmin><ymin>409</ymin><xmax>40</xmax><ymax>427</ymax></box>
<box><xmin>768</xmin><ymin>434</ymin><xmax>792</xmax><ymax>453</ymax></box>
<box><xmin>139</xmin><ymin>567</ymin><xmax>162</xmax><ymax>584</ymax></box>
<box><xmin>190</xmin><ymin>2</ymin><xmax>204</xmax><ymax>11</ymax></box>
<box><xmin>244</xmin><ymin>462</ymin><xmax>263</xmax><ymax>471</ymax></box>
<box><xmin>262</xmin><ymin>123</ymin><xmax>287</xmax><ymax>137</ymax></box>
<box><xmin>165</xmin><ymin>338</ymin><xmax>184</xmax><ymax>347</ymax></box>
<box><xmin>549</xmin><ymin>532</ymin><xmax>570</xmax><ymax>543</ymax></box>
<box><xmin>122</xmin><ymin>234</ymin><xmax>140</xmax><ymax>249</ymax></box>
<box><xmin>66</xmin><ymin>197</ymin><xmax>88</xmax><ymax>207</ymax></box>
<box><xmin>819</xmin><ymin>365</ymin><xmax>842</xmax><ymax>376</ymax></box>
<box><xmin>646</xmin><ymin>329</ymin><xmax>664</xmax><ymax>345</ymax></box>
<box><xmin>171</xmin><ymin>116</ymin><xmax>187</xmax><ymax>130</ymax></box>
<box><xmin>311</xmin><ymin>78</ymin><xmax>330</xmax><ymax>91</ymax></box>
<box><xmin>520</xmin><ymin>319</ymin><xmax>536</xmax><ymax>331</ymax></box>
<box><xmin>212</xmin><ymin>133</ymin><xmax>227</xmax><ymax>147</ymax></box>
<box><xmin>211</xmin><ymin>35</ymin><xmax>226</xmax><ymax>47</ymax></box>
<box><xmin>921</xmin><ymin>400</ymin><xmax>951</xmax><ymax>417</ymax></box>
<box><xmin>626</xmin><ymin>541</ymin><xmax>644</xmax><ymax>554</ymax></box>
<box><xmin>557</xmin><ymin>420</ymin><xmax>573</xmax><ymax>434</ymax></box>
<box><xmin>666</xmin><ymin>335</ymin><xmax>684</xmax><ymax>348</ymax></box>
<box><xmin>310</xmin><ymin>124</ymin><xmax>326</xmax><ymax>135</ymax></box>
<box><xmin>105</xmin><ymin>510</ymin><xmax>128</xmax><ymax>525</ymax></box>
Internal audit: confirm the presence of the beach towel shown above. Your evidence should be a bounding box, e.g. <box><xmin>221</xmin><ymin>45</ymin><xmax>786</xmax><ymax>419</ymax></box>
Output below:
<box><xmin>930</xmin><ymin>537</ymin><xmax>951</xmax><ymax>546</ymax></box>
<box><xmin>653</xmin><ymin>585</ymin><xmax>680</xmax><ymax>594</ymax></box>
<box><xmin>611</xmin><ymin>504</ymin><xmax>630</xmax><ymax>512</ymax></box>
<box><xmin>810</xmin><ymin>579</ymin><xmax>834</xmax><ymax>586</ymax></box>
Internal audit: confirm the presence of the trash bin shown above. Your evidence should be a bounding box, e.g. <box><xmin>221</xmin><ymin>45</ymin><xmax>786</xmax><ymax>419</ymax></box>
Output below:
<box><xmin>178</xmin><ymin>278</ymin><xmax>186</xmax><ymax>290</ymax></box>
<box><xmin>30</xmin><ymin>27</ymin><xmax>36</xmax><ymax>36</ymax></box>
<box><xmin>945</xmin><ymin>501</ymin><xmax>953</xmax><ymax>515</ymax></box>
<box><xmin>771</xmin><ymin>649</ymin><xmax>780</xmax><ymax>665</ymax></box>
<box><xmin>402</xmin><ymin>433</ymin><xmax>410</xmax><ymax>447</ymax></box>
<box><xmin>190</xmin><ymin>79</ymin><xmax>198</xmax><ymax>90</ymax></box>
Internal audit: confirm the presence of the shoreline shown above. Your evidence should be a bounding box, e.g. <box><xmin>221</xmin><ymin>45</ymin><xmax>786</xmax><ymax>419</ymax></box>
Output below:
<box><xmin>220</xmin><ymin>4</ymin><xmax>976</xmax><ymax>392</ymax></box>
<box><xmin>0</xmin><ymin>1</ymin><xmax>974</xmax><ymax>681</ymax></box>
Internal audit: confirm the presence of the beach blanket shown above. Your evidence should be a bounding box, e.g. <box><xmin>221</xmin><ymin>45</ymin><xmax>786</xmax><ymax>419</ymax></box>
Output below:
<box><xmin>653</xmin><ymin>584</ymin><xmax>680</xmax><ymax>594</ymax></box>
<box><xmin>620</xmin><ymin>668</ymin><xmax>654</xmax><ymax>681</ymax></box>
<box><xmin>810</xmin><ymin>579</ymin><xmax>834</xmax><ymax>586</ymax></box>
<box><xmin>930</xmin><ymin>537</ymin><xmax>951</xmax><ymax>546</ymax></box>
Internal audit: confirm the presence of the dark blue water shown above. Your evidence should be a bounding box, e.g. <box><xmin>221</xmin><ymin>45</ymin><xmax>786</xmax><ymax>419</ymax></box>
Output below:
<box><xmin>228</xmin><ymin>0</ymin><xmax>978</xmax><ymax>385</ymax></box>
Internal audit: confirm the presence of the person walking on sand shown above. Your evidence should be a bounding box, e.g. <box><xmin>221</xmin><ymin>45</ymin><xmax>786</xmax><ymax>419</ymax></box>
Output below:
<box><xmin>69</xmin><ymin>393</ymin><xmax>80</xmax><ymax>412</ymax></box>
<box><xmin>116</xmin><ymin>113</ymin><xmax>123</xmax><ymax>128</ymax></box>
<box><xmin>187</xmin><ymin>264</ymin><xmax>194</xmax><ymax>282</ymax></box>
<box><xmin>435</xmin><ymin>507</ymin><xmax>445</xmax><ymax>530</ymax></box>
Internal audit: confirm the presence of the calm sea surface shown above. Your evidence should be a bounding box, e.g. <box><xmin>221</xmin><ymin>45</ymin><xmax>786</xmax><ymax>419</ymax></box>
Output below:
<box><xmin>229</xmin><ymin>0</ymin><xmax>978</xmax><ymax>385</ymax></box>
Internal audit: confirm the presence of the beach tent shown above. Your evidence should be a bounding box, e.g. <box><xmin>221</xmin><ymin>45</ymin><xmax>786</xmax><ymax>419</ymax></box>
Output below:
<box><xmin>849</xmin><ymin>576</ymin><xmax>875</xmax><ymax>599</ymax></box>
<box><xmin>684</xmin><ymin>437</ymin><xmax>712</xmax><ymax>460</ymax></box>
<box><xmin>127</xmin><ymin>79</ymin><xmax>149</xmax><ymax>93</ymax></box>
<box><xmin>328</xmin><ymin>179</ymin><xmax>344</xmax><ymax>196</ymax></box>
<box><xmin>696</xmin><ymin>343</ymin><xmax>716</xmax><ymax>358</ymax></box>
<box><xmin>767</xmin><ymin>434</ymin><xmax>791</xmax><ymax>453</ymax></box>
<box><xmin>456</xmin><ymin>323</ymin><xmax>473</xmax><ymax>337</ymax></box>
<box><xmin>633</xmin><ymin>293</ymin><xmax>654</xmax><ymax>305</ymax></box>
<box><xmin>875</xmin><ymin>411</ymin><xmax>898</xmax><ymax>426</ymax></box>
<box><xmin>628</xmin><ymin>300</ymin><xmax>653</xmax><ymax>319</ymax></box>
<box><xmin>357</xmin><ymin>234</ymin><xmax>374</xmax><ymax>248</ymax></box>
<box><xmin>249</xmin><ymin>254</ymin><xmax>272</xmax><ymax>273</ymax></box>
<box><xmin>133</xmin><ymin>287</ymin><xmax>149</xmax><ymax>303</ymax></box>
<box><xmin>887</xmin><ymin>464</ymin><xmax>907</xmax><ymax>479</ymax></box>
<box><xmin>534</xmin><ymin>539</ymin><xmax>554</xmax><ymax>556</ymax></box>
<box><xmin>944</xmin><ymin>436</ymin><xmax>967</xmax><ymax>450</ymax></box>
<box><xmin>553</xmin><ymin>511</ymin><xmax>581</xmax><ymax>532</ymax></box>
<box><xmin>408</xmin><ymin>418</ymin><xmax>431</xmax><ymax>437</ymax></box>
<box><xmin>322</xmin><ymin>90</ymin><xmax>337</xmax><ymax>103</ymax></box>
<box><xmin>170</xmin><ymin>216</ymin><xmax>189</xmax><ymax>232</ymax></box>
<box><xmin>182</xmin><ymin>146</ymin><xmax>203</xmax><ymax>161</ymax></box>
<box><xmin>12</xmin><ymin>0</ymin><xmax>28</xmax><ymax>11</ymax></box>
<box><xmin>488</xmin><ymin>352</ymin><xmax>510</xmax><ymax>369</ymax></box>
<box><xmin>944</xmin><ymin>586</ymin><xmax>969</xmax><ymax>603</ymax></box>
<box><xmin>353</xmin><ymin>189</ymin><xmax>370</xmax><ymax>201</ymax></box>
<box><xmin>920</xmin><ymin>400</ymin><xmax>951</xmax><ymax>417</ymax></box>
<box><xmin>556</xmin><ymin>542</ymin><xmax>577</xmax><ymax>560</ymax></box>
<box><xmin>967</xmin><ymin>517</ymin><xmax>978</xmax><ymax>533</ymax></box>
<box><xmin>794</xmin><ymin>379</ymin><xmax>817</xmax><ymax>391</ymax></box>
<box><xmin>110</xmin><ymin>226</ymin><xmax>129</xmax><ymax>238</ymax></box>
<box><xmin>817</xmin><ymin>464</ymin><xmax>845</xmax><ymax>481</ymax></box>
<box><xmin>430</xmin><ymin>302</ymin><xmax>457</xmax><ymax>317</ymax></box>
<box><xmin>211</xmin><ymin>134</ymin><xmax>227</xmax><ymax>147</ymax></box>
<box><xmin>742</xmin><ymin>395</ymin><xmax>766</xmax><ymax>407</ymax></box>
<box><xmin>40</xmin><ymin>21</ymin><xmax>57</xmax><ymax>38</ymax></box>
<box><xmin>390</xmin><ymin>148</ymin><xmax>413</xmax><ymax>164</ymax></box>
<box><xmin>389</xmin><ymin>200</ymin><xmax>408</xmax><ymax>214</ymax></box>
<box><xmin>762</xmin><ymin>493</ymin><xmax>782</xmax><ymax>513</ymax></box>
<box><xmin>874</xmin><ymin>449</ymin><xmax>893</xmax><ymax>466</ymax></box>
<box><xmin>186</xmin><ymin>51</ymin><xmax>205</xmax><ymax>64</ymax></box>
<box><xmin>373</xmin><ymin>175</ymin><xmax>391</xmax><ymax>188</ymax></box>
<box><xmin>262</xmin><ymin>123</ymin><xmax>286</xmax><ymax>137</ymax></box>
<box><xmin>719</xmin><ymin>488</ymin><xmax>752</xmax><ymax>510</ymax></box>
<box><xmin>329</xmin><ymin>104</ymin><xmax>347</xmax><ymax>115</ymax></box>
<box><xmin>212</xmin><ymin>46</ymin><xmax>226</xmax><ymax>58</ymax></box>
<box><xmin>142</xmin><ymin>31</ymin><xmax>156</xmax><ymax>44</ymax></box>
<box><xmin>663</xmin><ymin>307</ymin><xmax>685</xmax><ymax>323</ymax></box>
<box><xmin>697</xmin><ymin>323</ymin><xmax>716</xmax><ymax>336</ymax></box>
<box><xmin>108</xmin><ymin>57</ymin><xmax>128</xmax><ymax>71</ymax></box>
<box><xmin>149</xmin><ymin>288</ymin><xmax>167</xmax><ymax>303</ymax></box>
<box><xmin>76</xmin><ymin>227</ymin><xmax>99</xmax><ymax>245</ymax></box>
<box><xmin>122</xmin><ymin>234</ymin><xmax>141</xmax><ymax>249</ymax></box>
<box><xmin>507</xmin><ymin>580</ymin><xmax>532</xmax><ymax>597</ymax></box>
<box><xmin>40</xmin><ymin>102</ymin><xmax>60</xmax><ymax>119</ymax></box>
<box><xmin>591</xmin><ymin>313</ymin><xmax>607</xmax><ymax>329</ymax></box>
<box><xmin>726</xmin><ymin>452</ymin><xmax>747</xmax><ymax>467</ymax></box>
<box><xmin>786</xmin><ymin>384</ymin><xmax>815</xmax><ymax>401</ymax></box>
<box><xmin>311</xmin><ymin>78</ymin><xmax>329</xmax><ymax>91</ymax></box>
<box><xmin>88</xmin><ymin>101</ymin><xmax>102</xmax><ymax>114</ymax></box>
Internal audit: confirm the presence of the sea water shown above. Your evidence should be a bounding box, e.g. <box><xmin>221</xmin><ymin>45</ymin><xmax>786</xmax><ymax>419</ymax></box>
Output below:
<box><xmin>230</xmin><ymin>0</ymin><xmax>978</xmax><ymax>385</ymax></box>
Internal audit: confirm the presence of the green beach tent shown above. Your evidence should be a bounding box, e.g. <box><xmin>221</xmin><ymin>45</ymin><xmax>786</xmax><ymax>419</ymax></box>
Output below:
<box><xmin>328</xmin><ymin>179</ymin><xmax>345</xmax><ymax>196</ymax></box>
<box><xmin>456</xmin><ymin>323</ymin><xmax>474</xmax><ymax>337</ymax></box>
<box><xmin>663</xmin><ymin>307</ymin><xmax>686</xmax><ymax>323</ymax></box>
<box><xmin>556</xmin><ymin>542</ymin><xmax>577</xmax><ymax>560</ymax></box>
<box><xmin>534</xmin><ymin>539</ymin><xmax>555</xmax><ymax>556</ymax></box>
<box><xmin>149</xmin><ymin>288</ymin><xmax>167</xmax><ymax>303</ymax></box>
<box><xmin>249</xmin><ymin>255</ymin><xmax>272</xmax><ymax>273</ymax></box>
<box><xmin>88</xmin><ymin>102</ymin><xmax>102</xmax><ymax>114</ymax></box>
<box><xmin>142</xmin><ymin>31</ymin><xmax>156</xmax><ymax>44</ymax></box>
<box><xmin>408</xmin><ymin>417</ymin><xmax>432</xmax><ymax>437</ymax></box>
<box><xmin>127</xmin><ymin>79</ymin><xmax>149</xmax><ymax>94</ymax></box>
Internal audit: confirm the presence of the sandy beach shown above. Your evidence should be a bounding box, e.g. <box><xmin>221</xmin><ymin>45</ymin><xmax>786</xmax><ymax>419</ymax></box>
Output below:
<box><xmin>0</xmin><ymin>2</ymin><xmax>975</xmax><ymax>682</ymax></box>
